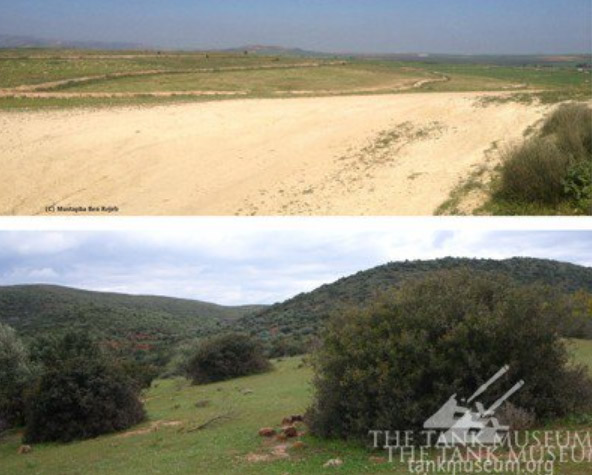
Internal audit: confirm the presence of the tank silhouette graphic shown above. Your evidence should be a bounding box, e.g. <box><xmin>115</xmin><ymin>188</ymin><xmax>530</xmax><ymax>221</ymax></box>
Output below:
<box><xmin>424</xmin><ymin>365</ymin><xmax>525</xmax><ymax>446</ymax></box>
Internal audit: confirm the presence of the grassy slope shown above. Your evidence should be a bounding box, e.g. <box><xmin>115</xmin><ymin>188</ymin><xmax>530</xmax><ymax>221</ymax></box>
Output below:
<box><xmin>1</xmin><ymin>341</ymin><xmax>590</xmax><ymax>474</ymax></box>
<box><xmin>415</xmin><ymin>63</ymin><xmax>591</xmax><ymax>90</ymax></box>
<box><xmin>570</xmin><ymin>338</ymin><xmax>592</xmax><ymax>366</ymax></box>
<box><xmin>0</xmin><ymin>51</ymin><xmax>308</xmax><ymax>88</ymax></box>
<box><xmin>0</xmin><ymin>50</ymin><xmax>589</xmax><ymax>110</ymax></box>
<box><xmin>65</xmin><ymin>65</ymin><xmax>429</xmax><ymax>94</ymax></box>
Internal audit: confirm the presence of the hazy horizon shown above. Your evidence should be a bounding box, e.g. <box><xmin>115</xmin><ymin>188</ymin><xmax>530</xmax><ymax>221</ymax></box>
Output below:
<box><xmin>0</xmin><ymin>0</ymin><xmax>590</xmax><ymax>55</ymax></box>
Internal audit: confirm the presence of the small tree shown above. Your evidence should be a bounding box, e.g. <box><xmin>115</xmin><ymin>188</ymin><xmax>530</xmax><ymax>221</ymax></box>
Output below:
<box><xmin>185</xmin><ymin>333</ymin><xmax>271</xmax><ymax>384</ymax></box>
<box><xmin>24</xmin><ymin>332</ymin><xmax>145</xmax><ymax>443</ymax></box>
<box><xmin>267</xmin><ymin>336</ymin><xmax>309</xmax><ymax>358</ymax></box>
<box><xmin>307</xmin><ymin>270</ymin><xmax>592</xmax><ymax>440</ymax></box>
<box><xmin>0</xmin><ymin>324</ymin><xmax>33</xmax><ymax>430</ymax></box>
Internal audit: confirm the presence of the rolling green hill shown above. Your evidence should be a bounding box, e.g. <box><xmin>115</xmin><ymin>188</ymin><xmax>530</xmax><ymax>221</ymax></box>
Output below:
<box><xmin>236</xmin><ymin>257</ymin><xmax>592</xmax><ymax>341</ymax></box>
<box><xmin>0</xmin><ymin>285</ymin><xmax>266</xmax><ymax>360</ymax></box>
<box><xmin>1</xmin><ymin>257</ymin><xmax>591</xmax><ymax>362</ymax></box>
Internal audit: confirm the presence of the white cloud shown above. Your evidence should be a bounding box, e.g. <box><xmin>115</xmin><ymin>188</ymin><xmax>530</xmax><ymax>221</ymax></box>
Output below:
<box><xmin>0</xmin><ymin>228</ymin><xmax>589</xmax><ymax>305</ymax></box>
<box><xmin>4</xmin><ymin>266</ymin><xmax>59</xmax><ymax>280</ymax></box>
<box><xmin>0</xmin><ymin>232</ymin><xmax>80</xmax><ymax>257</ymax></box>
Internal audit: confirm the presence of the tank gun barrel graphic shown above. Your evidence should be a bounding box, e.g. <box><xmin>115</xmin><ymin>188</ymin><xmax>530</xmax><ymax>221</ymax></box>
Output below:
<box><xmin>467</xmin><ymin>365</ymin><xmax>510</xmax><ymax>404</ymax></box>
<box><xmin>484</xmin><ymin>380</ymin><xmax>525</xmax><ymax>416</ymax></box>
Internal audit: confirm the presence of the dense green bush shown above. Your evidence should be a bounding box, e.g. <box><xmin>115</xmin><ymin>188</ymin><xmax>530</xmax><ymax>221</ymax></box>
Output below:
<box><xmin>0</xmin><ymin>324</ymin><xmax>34</xmax><ymax>430</ymax></box>
<box><xmin>563</xmin><ymin>160</ymin><xmax>592</xmax><ymax>204</ymax></box>
<box><xmin>562</xmin><ymin>291</ymin><xmax>592</xmax><ymax>338</ymax></box>
<box><xmin>185</xmin><ymin>333</ymin><xmax>271</xmax><ymax>384</ymax></box>
<box><xmin>29</xmin><ymin>331</ymin><xmax>102</xmax><ymax>366</ymax></box>
<box><xmin>493</xmin><ymin>103</ymin><xmax>592</xmax><ymax>213</ymax></box>
<box><xmin>267</xmin><ymin>336</ymin><xmax>310</xmax><ymax>358</ymax></box>
<box><xmin>24</xmin><ymin>332</ymin><xmax>145</xmax><ymax>443</ymax></box>
<box><xmin>118</xmin><ymin>360</ymin><xmax>159</xmax><ymax>390</ymax></box>
<box><xmin>307</xmin><ymin>270</ymin><xmax>592</xmax><ymax>441</ymax></box>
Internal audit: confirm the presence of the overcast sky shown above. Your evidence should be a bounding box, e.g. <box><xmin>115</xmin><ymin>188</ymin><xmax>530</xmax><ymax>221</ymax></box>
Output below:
<box><xmin>0</xmin><ymin>226</ymin><xmax>590</xmax><ymax>306</ymax></box>
<box><xmin>0</xmin><ymin>0</ymin><xmax>590</xmax><ymax>54</ymax></box>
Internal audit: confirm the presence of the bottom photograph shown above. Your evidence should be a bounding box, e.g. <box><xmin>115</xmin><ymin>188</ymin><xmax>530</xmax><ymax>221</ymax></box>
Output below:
<box><xmin>0</xmin><ymin>224</ymin><xmax>591</xmax><ymax>474</ymax></box>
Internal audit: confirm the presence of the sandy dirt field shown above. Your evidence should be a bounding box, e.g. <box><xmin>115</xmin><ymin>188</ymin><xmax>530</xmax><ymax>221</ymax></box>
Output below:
<box><xmin>0</xmin><ymin>92</ymin><xmax>548</xmax><ymax>215</ymax></box>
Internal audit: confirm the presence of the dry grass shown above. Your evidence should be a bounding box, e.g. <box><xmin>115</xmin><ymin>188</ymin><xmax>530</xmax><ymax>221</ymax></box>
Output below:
<box><xmin>485</xmin><ymin>103</ymin><xmax>592</xmax><ymax>215</ymax></box>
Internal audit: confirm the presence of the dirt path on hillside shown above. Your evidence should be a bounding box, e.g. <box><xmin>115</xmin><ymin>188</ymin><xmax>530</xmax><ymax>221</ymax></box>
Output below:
<box><xmin>0</xmin><ymin>61</ymin><xmax>346</xmax><ymax>94</ymax></box>
<box><xmin>0</xmin><ymin>65</ymin><xmax>444</xmax><ymax>99</ymax></box>
<box><xmin>0</xmin><ymin>90</ymin><xmax>249</xmax><ymax>98</ymax></box>
<box><xmin>275</xmin><ymin>73</ymin><xmax>449</xmax><ymax>95</ymax></box>
<box><xmin>0</xmin><ymin>76</ymin><xmax>444</xmax><ymax>99</ymax></box>
<box><xmin>0</xmin><ymin>92</ymin><xmax>547</xmax><ymax>216</ymax></box>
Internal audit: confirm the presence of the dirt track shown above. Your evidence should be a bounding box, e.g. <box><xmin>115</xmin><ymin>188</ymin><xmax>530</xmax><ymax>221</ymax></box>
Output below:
<box><xmin>0</xmin><ymin>61</ymin><xmax>345</xmax><ymax>95</ymax></box>
<box><xmin>0</xmin><ymin>68</ymin><xmax>446</xmax><ymax>99</ymax></box>
<box><xmin>0</xmin><ymin>92</ymin><xmax>547</xmax><ymax>215</ymax></box>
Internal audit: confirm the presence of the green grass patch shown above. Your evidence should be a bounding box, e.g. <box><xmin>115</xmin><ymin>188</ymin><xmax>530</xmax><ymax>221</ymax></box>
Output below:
<box><xmin>1</xmin><ymin>50</ymin><xmax>589</xmax><ymax>110</ymax></box>
<box><xmin>1</xmin><ymin>340</ymin><xmax>591</xmax><ymax>474</ymax></box>
<box><xmin>61</xmin><ymin>64</ymin><xmax>428</xmax><ymax>94</ymax></box>
<box><xmin>0</xmin><ymin>52</ymin><xmax>309</xmax><ymax>88</ymax></box>
<box><xmin>415</xmin><ymin>63</ymin><xmax>592</xmax><ymax>90</ymax></box>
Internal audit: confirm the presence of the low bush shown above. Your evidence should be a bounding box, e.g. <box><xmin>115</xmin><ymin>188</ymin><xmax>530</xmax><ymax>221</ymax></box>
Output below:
<box><xmin>185</xmin><ymin>333</ymin><xmax>271</xmax><ymax>384</ymax></box>
<box><xmin>23</xmin><ymin>332</ymin><xmax>145</xmax><ymax>443</ymax></box>
<box><xmin>118</xmin><ymin>360</ymin><xmax>159</xmax><ymax>390</ymax></box>
<box><xmin>306</xmin><ymin>270</ymin><xmax>592</xmax><ymax>441</ymax></box>
<box><xmin>541</xmin><ymin>103</ymin><xmax>592</xmax><ymax>159</ymax></box>
<box><xmin>490</xmin><ymin>103</ymin><xmax>592</xmax><ymax>214</ymax></box>
<box><xmin>496</xmin><ymin>139</ymin><xmax>568</xmax><ymax>204</ymax></box>
<box><xmin>267</xmin><ymin>336</ymin><xmax>310</xmax><ymax>358</ymax></box>
<box><xmin>563</xmin><ymin>159</ymin><xmax>592</xmax><ymax>207</ymax></box>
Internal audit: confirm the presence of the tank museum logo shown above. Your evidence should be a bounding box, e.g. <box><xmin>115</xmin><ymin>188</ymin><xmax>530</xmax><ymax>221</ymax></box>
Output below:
<box><xmin>424</xmin><ymin>365</ymin><xmax>523</xmax><ymax>446</ymax></box>
<box><xmin>369</xmin><ymin>366</ymin><xmax>591</xmax><ymax>474</ymax></box>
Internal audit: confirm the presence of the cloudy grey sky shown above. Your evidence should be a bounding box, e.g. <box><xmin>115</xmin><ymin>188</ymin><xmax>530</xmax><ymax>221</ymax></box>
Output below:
<box><xmin>0</xmin><ymin>226</ymin><xmax>590</xmax><ymax>306</ymax></box>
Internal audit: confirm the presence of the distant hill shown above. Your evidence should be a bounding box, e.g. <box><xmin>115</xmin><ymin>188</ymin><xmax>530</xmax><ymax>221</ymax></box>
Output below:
<box><xmin>359</xmin><ymin>53</ymin><xmax>591</xmax><ymax>66</ymax></box>
<box><xmin>236</xmin><ymin>257</ymin><xmax>592</xmax><ymax>340</ymax></box>
<box><xmin>0</xmin><ymin>34</ymin><xmax>144</xmax><ymax>50</ymax></box>
<box><xmin>221</xmin><ymin>44</ymin><xmax>332</xmax><ymax>57</ymax></box>
<box><xmin>0</xmin><ymin>285</ymin><xmax>265</xmax><ymax>359</ymax></box>
<box><xmin>1</xmin><ymin>257</ymin><xmax>590</xmax><ymax>362</ymax></box>
<box><xmin>0</xmin><ymin>36</ymin><xmax>329</xmax><ymax>56</ymax></box>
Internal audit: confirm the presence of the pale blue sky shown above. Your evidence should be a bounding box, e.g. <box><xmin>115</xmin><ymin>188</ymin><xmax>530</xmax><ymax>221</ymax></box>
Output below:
<box><xmin>0</xmin><ymin>0</ymin><xmax>590</xmax><ymax>53</ymax></box>
<box><xmin>0</xmin><ymin>229</ymin><xmax>590</xmax><ymax>305</ymax></box>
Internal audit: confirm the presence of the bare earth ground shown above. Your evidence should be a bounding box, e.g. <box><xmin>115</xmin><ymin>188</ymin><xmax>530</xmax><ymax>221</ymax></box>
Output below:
<box><xmin>0</xmin><ymin>92</ymin><xmax>548</xmax><ymax>215</ymax></box>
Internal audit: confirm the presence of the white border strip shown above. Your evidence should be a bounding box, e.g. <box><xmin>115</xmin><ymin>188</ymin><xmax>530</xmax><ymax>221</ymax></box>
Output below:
<box><xmin>0</xmin><ymin>217</ymin><xmax>589</xmax><ymax>232</ymax></box>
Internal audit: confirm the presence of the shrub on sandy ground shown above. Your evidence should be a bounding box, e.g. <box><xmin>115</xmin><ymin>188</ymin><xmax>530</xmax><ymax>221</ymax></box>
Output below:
<box><xmin>0</xmin><ymin>324</ymin><xmax>34</xmax><ymax>430</ymax></box>
<box><xmin>185</xmin><ymin>333</ymin><xmax>271</xmax><ymax>384</ymax></box>
<box><xmin>491</xmin><ymin>103</ymin><xmax>592</xmax><ymax>214</ymax></box>
<box><xmin>496</xmin><ymin>139</ymin><xmax>568</xmax><ymax>204</ymax></box>
<box><xmin>24</xmin><ymin>332</ymin><xmax>145</xmax><ymax>443</ymax></box>
<box><xmin>306</xmin><ymin>270</ymin><xmax>592</xmax><ymax>441</ymax></box>
<box><xmin>541</xmin><ymin>103</ymin><xmax>592</xmax><ymax>159</ymax></box>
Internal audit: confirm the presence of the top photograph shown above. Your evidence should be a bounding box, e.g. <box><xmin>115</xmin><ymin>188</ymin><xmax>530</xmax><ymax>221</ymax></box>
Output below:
<box><xmin>0</xmin><ymin>0</ymin><xmax>590</xmax><ymax>216</ymax></box>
